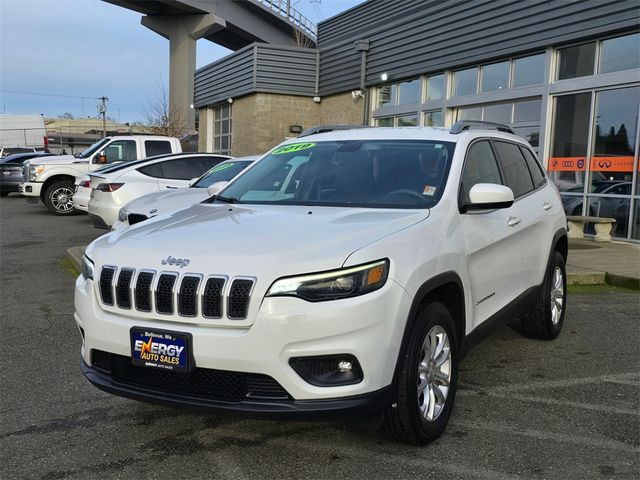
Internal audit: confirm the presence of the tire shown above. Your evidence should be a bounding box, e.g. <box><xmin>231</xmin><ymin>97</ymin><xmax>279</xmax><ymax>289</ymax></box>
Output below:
<box><xmin>44</xmin><ymin>180</ymin><xmax>76</xmax><ymax>215</ymax></box>
<box><xmin>383</xmin><ymin>301</ymin><xmax>458</xmax><ymax>445</ymax></box>
<box><xmin>0</xmin><ymin>192</ymin><xmax>9</xmax><ymax>198</ymax></box>
<box><xmin>520</xmin><ymin>251</ymin><xmax>567</xmax><ymax>340</ymax></box>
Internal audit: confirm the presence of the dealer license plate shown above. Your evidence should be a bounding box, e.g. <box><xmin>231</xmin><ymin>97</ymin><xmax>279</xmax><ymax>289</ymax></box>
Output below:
<box><xmin>130</xmin><ymin>327</ymin><xmax>191</xmax><ymax>373</ymax></box>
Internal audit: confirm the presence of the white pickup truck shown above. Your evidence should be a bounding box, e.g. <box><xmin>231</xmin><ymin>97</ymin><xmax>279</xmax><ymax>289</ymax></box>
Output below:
<box><xmin>20</xmin><ymin>135</ymin><xmax>182</xmax><ymax>215</ymax></box>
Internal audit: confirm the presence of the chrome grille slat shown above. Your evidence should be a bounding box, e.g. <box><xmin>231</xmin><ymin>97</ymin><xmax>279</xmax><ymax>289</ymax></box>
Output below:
<box><xmin>99</xmin><ymin>266</ymin><xmax>116</xmax><ymax>305</ymax></box>
<box><xmin>228</xmin><ymin>279</ymin><xmax>254</xmax><ymax>320</ymax></box>
<box><xmin>116</xmin><ymin>268</ymin><xmax>134</xmax><ymax>309</ymax></box>
<box><xmin>134</xmin><ymin>271</ymin><xmax>155</xmax><ymax>312</ymax></box>
<box><xmin>202</xmin><ymin>277</ymin><xmax>226</xmax><ymax>319</ymax></box>
<box><xmin>178</xmin><ymin>275</ymin><xmax>201</xmax><ymax>317</ymax></box>
<box><xmin>155</xmin><ymin>273</ymin><xmax>178</xmax><ymax>315</ymax></box>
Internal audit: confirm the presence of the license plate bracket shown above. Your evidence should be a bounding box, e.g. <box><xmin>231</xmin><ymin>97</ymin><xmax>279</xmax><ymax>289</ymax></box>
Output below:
<box><xmin>130</xmin><ymin>327</ymin><xmax>193</xmax><ymax>373</ymax></box>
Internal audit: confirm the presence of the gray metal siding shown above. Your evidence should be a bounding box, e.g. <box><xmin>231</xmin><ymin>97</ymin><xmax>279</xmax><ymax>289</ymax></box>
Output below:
<box><xmin>255</xmin><ymin>45</ymin><xmax>318</xmax><ymax>95</ymax></box>
<box><xmin>194</xmin><ymin>44</ymin><xmax>318</xmax><ymax>107</ymax></box>
<box><xmin>194</xmin><ymin>45</ymin><xmax>255</xmax><ymax>108</ymax></box>
<box><xmin>318</xmin><ymin>0</ymin><xmax>640</xmax><ymax>95</ymax></box>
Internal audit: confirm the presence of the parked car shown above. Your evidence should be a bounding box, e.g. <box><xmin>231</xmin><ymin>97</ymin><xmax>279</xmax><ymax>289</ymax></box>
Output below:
<box><xmin>561</xmin><ymin>180</ymin><xmax>632</xmax><ymax>216</ymax></box>
<box><xmin>76</xmin><ymin>122</ymin><xmax>568</xmax><ymax>445</ymax></box>
<box><xmin>0</xmin><ymin>152</ymin><xmax>55</xmax><ymax>197</ymax></box>
<box><xmin>87</xmin><ymin>153</ymin><xmax>230</xmax><ymax>228</ymax></box>
<box><xmin>20</xmin><ymin>135</ymin><xmax>182</xmax><ymax>215</ymax></box>
<box><xmin>0</xmin><ymin>147</ymin><xmax>38</xmax><ymax>159</ymax></box>
<box><xmin>112</xmin><ymin>156</ymin><xmax>258</xmax><ymax>230</ymax></box>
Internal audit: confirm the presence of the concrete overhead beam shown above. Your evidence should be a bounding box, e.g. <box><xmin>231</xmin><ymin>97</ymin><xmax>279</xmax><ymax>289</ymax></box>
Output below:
<box><xmin>142</xmin><ymin>13</ymin><xmax>224</xmax><ymax>132</ymax></box>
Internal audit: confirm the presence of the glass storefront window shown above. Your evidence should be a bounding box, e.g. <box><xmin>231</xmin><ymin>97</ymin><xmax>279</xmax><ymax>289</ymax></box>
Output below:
<box><xmin>377</xmin><ymin>84</ymin><xmax>397</xmax><ymax>108</ymax></box>
<box><xmin>632</xmin><ymin>201</ymin><xmax>640</xmax><ymax>240</ymax></box>
<box><xmin>483</xmin><ymin>102</ymin><xmax>512</xmax><ymax>123</ymax></box>
<box><xmin>426</xmin><ymin>74</ymin><xmax>444</xmax><ymax>100</ymax></box>
<box><xmin>453</xmin><ymin>67</ymin><xmax>478</xmax><ymax>96</ymax></box>
<box><xmin>513</xmin><ymin>99</ymin><xmax>542</xmax><ymax>123</ymax></box>
<box><xmin>424</xmin><ymin>110</ymin><xmax>443</xmax><ymax>126</ymax></box>
<box><xmin>512</xmin><ymin>126</ymin><xmax>540</xmax><ymax>149</ymax></box>
<box><xmin>586</xmin><ymin>195</ymin><xmax>630</xmax><ymax>238</ymax></box>
<box><xmin>398</xmin><ymin>79</ymin><xmax>420</xmax><ymax>105</ymax></box>
<box><xmin>599</xmin><ymin>33</ymin><xmax>640</xmax><ymax>74</ymax></box>
<box><xmin>397</xmin><ymin>114</ymin><xmax>418</xmax><ymax>126</ymax></box>
<box><xmin>557</xmin><ymin>42</ymin><xmax>596</xmax><ymax>80</ymax></box>
<box><xmin>376</xmin><ymin>117</ymin><xmax>394</xmax><ymax>127</ymax></box>
<box><xmin>549</xmin><ymin>92</ymin><xmax>591</xmax><ymax>192</ymax></box>
<box><xmin>457</xmin><ymin>106</ymin><xmax>482</xmax><ymax>120</ymax></box>
<box><xmin>512</xmin><ymin>54</ymin><xmax>545</xmax><ymax>87</ymax></box>
<box><xmin>481</xmin><ymin>61</ymin><xmax>510</xmax><ymax>92</ymax></box>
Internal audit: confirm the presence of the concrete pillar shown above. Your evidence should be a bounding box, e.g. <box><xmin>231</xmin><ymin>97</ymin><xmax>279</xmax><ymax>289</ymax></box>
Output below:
<box><xmin>142</xmin><ymin>14</ymin><xmax>224</xmax><ymax>133</ymax></box>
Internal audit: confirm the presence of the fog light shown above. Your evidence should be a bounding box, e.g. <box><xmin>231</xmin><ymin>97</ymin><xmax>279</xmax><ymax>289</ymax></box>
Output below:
<box><xmin>289</xmin><ymin>354</ymin><xmax>363</xmax><ymax>386</ymax></box>
<box><xmin>338</xmin><ymin>360</ymin><xmax>352</xmax><ymax>373</ymax></box>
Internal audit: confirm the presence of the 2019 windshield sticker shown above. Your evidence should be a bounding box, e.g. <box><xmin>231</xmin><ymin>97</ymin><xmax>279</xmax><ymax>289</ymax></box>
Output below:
<box><xmin>272</xmin><ymin>143</ymin><xmax>316</xmax><ymax>155</ymax></box>
<box><xmin>210</xmin><ymin>162</ymin><xmax>235</xmax><ymax>173</ymax></box>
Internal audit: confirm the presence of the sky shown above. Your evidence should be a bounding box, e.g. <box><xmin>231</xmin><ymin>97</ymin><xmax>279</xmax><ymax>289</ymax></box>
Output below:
<box><xmin>0</xmin><ymin>0</ymin><xmax>364</xmax><ymax>123</ymax></box>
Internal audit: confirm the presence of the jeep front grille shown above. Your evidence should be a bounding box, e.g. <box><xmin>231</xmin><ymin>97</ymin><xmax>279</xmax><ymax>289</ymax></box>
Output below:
<box><xmin>98</xmin><ymin>266</ymin><xmax>255</xmax><ymax>320</ymax></box>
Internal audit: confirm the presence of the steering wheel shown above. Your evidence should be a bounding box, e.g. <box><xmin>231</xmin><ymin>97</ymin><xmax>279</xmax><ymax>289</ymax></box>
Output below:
<box><xmin>380</xmin><ymin>189</ymin><xmax>427</xmax><ymax>204</ymax></box>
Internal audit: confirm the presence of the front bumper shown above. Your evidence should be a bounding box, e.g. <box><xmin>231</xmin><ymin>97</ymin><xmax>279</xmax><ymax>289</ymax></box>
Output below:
<box><xmin>75</xmin><ymin>274</ymin><xmax>410</xmax><ymax>407</ymax></box>
<box><xmin>19</xmin><ymin>182</ymin><xmax>42</xmax><ymax>198</ymax></box>
<box><xmin>81</xmin><ymin>358</ymin><xmax>391</xmax><ymax>417</ymax></box>
<box><xmin>0</xmin><ymin>179</ymin><xmax>22</xmax><ymax>193</ymax></box>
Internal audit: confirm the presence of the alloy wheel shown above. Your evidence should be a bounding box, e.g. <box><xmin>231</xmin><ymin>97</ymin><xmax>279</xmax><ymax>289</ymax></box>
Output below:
<box><xmin>51</xmin><ymin>187</ymin><xmax>74</xmax><ymax>212</ymax></box>
<box><xmin>550</xmin><ymin>266</ymin><xmax>564</xmax><ymax>325</ymax></box>
<box><xmin>417</xmin><ymin>325</ymin><xmax>452</xmax><ymax>422</ymax></box>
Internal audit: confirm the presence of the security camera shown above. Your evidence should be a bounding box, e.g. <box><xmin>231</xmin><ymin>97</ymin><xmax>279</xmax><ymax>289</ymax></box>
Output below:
<box><xmin>227</xmin><ymin>98</ymin><xmax>234</xmax><ymax>104</ymax></box>
<box><xmin>351</xmin><ymin>90</ymin><xmax>364</xmax><ymax>99</ymax></box>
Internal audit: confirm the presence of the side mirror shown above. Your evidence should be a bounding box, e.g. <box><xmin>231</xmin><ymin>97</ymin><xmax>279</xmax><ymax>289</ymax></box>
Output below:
<box><xmin>463</xmin><ymin>183</ymin><xmax>514</xmax><ymax>212</ymax></box>
<box><xmin>207</xmin><ymin>181</ymin><xmax>229</xmax><ymax>197</ymax></box>
<box><xmin>188</xmin><ymin>177</ymin><xmax>199</xmax><ymax>187</ymax></box>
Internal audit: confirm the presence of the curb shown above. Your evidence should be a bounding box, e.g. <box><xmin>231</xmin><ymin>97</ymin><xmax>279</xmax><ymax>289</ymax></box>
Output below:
<box><xmin>605</xmin><ymin>273</ymin><xmax>640</xmax><ymax>291</ymax></box>
<box><xmin>66</xmin><ymin>246</ymin><xmax>85</xmax><ymax>272</ymax></box>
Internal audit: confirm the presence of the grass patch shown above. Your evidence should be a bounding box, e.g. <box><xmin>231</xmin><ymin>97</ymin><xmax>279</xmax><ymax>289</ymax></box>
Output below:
<box><xmin>568</xmin><ymin>284</ymin><xmax>638</xmax><ymax>295</ymax></box>
<box><xmin>59</xmin><ymin>256</ymin><xmax>80</xmax><ymax>278</ymax></box>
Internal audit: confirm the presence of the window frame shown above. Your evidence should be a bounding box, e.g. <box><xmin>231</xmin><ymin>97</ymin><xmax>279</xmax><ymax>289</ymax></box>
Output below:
<box><xmin>491</xmin><ymin>139</ymin><xmax>546</xmax><ymax>200</ymax></box>
<box><xmin>457</xmin><ymin>138</ymin><xmax>506</xmax><ymax>212</ymax></box>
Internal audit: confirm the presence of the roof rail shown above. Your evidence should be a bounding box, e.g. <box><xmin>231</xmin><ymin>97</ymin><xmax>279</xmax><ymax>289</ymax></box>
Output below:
<box><xmin>449</xmin><ymin>121</ymin><xmax>514</xmax><ymax>135</ymax></box>
<box><xmin>298</xmin><ymin>124</ymin><xmax>373</xmax><ymax>137</ymax></box>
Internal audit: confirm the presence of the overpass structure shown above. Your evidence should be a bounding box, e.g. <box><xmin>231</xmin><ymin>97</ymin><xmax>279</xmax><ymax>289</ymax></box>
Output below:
<box><xmin>104</xmin><ymin>0</ymin><xmax>316</xmax><ymax>131</ymax></box>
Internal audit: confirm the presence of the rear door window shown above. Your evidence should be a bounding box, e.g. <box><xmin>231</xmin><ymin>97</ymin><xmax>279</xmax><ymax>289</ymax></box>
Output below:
<box><xmin>144</xmin><ymin>140</ymin><xmax>172</xmax><ymax>157</ymax></box>
<box><xmin>159</xmin><ymin>156</ymin><xmax>226</xmax><ymax>180</ymax></box>
<box><xmin>519</xmin><ymin>146</ymin><xmax>546</xmax><ymax>188</ymax></box>
<box><xmin>493</xmin><ymin>141</ymin><xmax>535</xmax><ymax>198</ymax></box>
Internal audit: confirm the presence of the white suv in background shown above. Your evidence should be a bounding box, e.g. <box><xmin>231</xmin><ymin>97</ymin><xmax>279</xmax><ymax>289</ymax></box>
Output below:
<box><xmin>87</xmin><ymin>153</ymin><xmax>230</xmax><ymax>228</ymax></box>
<box><xmin>75</xmin><ymin>123</ymin><xmax>567</xmax><ymax>444</ymax></box>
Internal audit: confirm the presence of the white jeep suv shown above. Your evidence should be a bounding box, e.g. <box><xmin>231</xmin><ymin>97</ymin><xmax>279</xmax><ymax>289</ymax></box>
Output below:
<box><xmin>75</xmin><ymin>123</ymin><xmax>568</xmax><ymax>444</ymax></box>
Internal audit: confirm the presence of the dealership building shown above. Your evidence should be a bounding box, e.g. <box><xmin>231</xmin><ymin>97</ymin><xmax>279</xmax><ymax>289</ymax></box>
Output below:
<box><xmin>109</xmin><ymin>0</ymin><xmax>639</xmax><ymax>240</ymax></box>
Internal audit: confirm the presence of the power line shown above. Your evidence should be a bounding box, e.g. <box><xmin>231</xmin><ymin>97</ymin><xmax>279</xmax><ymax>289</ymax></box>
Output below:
<box><xmin>0</xmin><ymin>89</ymin><xmax>101</xmax><ymax>100</ymax></box>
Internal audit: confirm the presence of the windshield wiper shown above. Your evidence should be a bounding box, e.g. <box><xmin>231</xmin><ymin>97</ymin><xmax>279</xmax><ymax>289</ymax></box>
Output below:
<box><xmin>213</xmin><ymin>195</ymin><xmax>238</xmax><ymax>204</ymax></box>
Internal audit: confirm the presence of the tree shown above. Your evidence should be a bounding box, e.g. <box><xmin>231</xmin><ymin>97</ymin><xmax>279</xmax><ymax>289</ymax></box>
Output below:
<box><xmin>141</xmin><ymin>81</ymin><xmax>186</xmax><ymax>137</ymax></box>
<box><xmin>58</xmin><ymin>112</ymin><xmax>74</xmax><ymax>119</ymax></box>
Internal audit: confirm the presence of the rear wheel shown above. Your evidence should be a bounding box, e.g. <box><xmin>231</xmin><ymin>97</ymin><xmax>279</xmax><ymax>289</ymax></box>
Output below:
<box><xmin>520</xmin><ymin>251</ymin><xmax>567</xmax><ymax>340</ymax></box>
<box><xmin>44</xmin><ymin>180</ymin><xmax>76</xmax><ymax>215</ymax></box>
<box><xmin>383</xmin><ymin>301</ymin><xmax>458</xmax><ymax>445</ymax></box>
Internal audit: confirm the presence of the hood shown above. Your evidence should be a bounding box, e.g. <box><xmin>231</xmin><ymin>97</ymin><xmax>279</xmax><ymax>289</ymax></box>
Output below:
<box><xmin>88</xmin><ymin>203</ymin><xmax>429</xmax><ymax>280</ymax></box>
<box><xmin>124</xmin><ymin>188</ymin><xmax>208</xmax><ymax>217</ymax></box>
<box><xmin>28</xmin><ymin>155</ymin><xmax>78</xmax><ymax>166</ymax></box>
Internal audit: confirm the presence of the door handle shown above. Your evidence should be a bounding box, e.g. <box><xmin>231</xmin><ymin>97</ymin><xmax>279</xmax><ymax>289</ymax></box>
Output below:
<box><xmin>543</xmin><ymin>202</ymin><xmax>553</xmax><ymax>211</ymax></box>
<box><xmin>507</xmin><ymin>216</ymin><xmax>521</xmax><ymax>227</ymax></box>
<box><xmin>166</xmin><ymin>186</ymin><xmax>178</xmax><ymax>189</ymax></box>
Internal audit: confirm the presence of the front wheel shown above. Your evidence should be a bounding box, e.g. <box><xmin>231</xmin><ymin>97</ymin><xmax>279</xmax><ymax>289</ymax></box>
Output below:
<box><xmin>44</xmin><ymin>180</ymin><xmax>76</xmax><ymax>215</ymax></box>
<box><xmin>383</xmin><ymin>301</ymin><xmax>458</xmax><ymax>445</ymax></box>
<box><xmin>520</xmin><ymin>251</ymin><xmax>567</xmax><ymax>340</ymax></box>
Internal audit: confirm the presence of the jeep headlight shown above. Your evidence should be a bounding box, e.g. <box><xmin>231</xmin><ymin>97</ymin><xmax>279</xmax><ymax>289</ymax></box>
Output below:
<box><xmin>117</xmin><ymin>207</ymin><xmax>128</xmax><ymax>223</ymax></box>
<box><xmin>81</xmin><ymin>255</ymin><xmax>95</xmax><ymax>280</ymax></box>
<box><xmin>266</xmin><ymin>259</ymin><xmax>389</xmax><ymax>302</ymax></box>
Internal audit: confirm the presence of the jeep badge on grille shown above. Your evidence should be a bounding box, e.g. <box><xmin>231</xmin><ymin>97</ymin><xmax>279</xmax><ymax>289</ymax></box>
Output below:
<box><xmin>161</xmin><ymin>256</ymin><xmax>190</xmax><ymax>268</ymax></box>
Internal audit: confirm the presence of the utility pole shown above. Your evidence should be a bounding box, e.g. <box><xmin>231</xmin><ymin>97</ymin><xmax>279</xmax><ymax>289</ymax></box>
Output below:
<box><xmin>97</xmin><ymin>96</ymin><xmax>108</xmax><ymax>138</ymax></box>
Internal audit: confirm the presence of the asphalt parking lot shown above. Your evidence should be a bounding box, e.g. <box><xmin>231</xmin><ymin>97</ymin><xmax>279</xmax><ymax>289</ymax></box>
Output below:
<box><xmin>1</xmin><ymin>196</ymin><xmax>639</xmax><ymax>480</ymax></box>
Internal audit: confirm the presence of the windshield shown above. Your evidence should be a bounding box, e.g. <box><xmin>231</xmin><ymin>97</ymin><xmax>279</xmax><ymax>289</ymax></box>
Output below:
<box><xmin>75</xmin><ymin>138</ymin><xmax>110</xmax><ymax>158</ymax></box>
<box><xmin>219</xmin><ymin>140</ymin><xmax>455</xmax><ymax>208</ymax></box>
<box><xmin>193</xmin><ymin>160</ymin><xmax>252</xmax><ymax>188</ymax></box>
